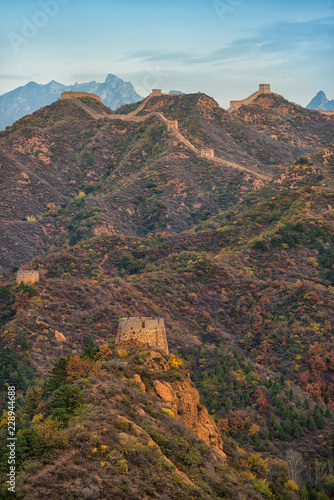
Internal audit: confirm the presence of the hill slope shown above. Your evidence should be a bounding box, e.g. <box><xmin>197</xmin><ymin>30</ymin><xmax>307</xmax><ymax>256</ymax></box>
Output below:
<box><xmin>1</xmin><ymin>91</ymin><xmax>333</xmax><ymax>272</ymax></box>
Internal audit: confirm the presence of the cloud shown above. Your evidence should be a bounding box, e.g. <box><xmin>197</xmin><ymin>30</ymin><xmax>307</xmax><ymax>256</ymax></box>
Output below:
<box><xmin>0</xmin><ymin>74</ymin><xmax>27</xmax><ymax>80</ymax></box>
<box><xmin>125</xmin><ymin>16</ymin><xmax>334</xmax><ymax>68</ymax></box>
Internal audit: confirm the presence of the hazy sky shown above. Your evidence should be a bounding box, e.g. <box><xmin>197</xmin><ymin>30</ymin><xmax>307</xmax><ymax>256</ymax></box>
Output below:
<box><xmin>0</xmin><ymin>0</ymin><xmax>333</xmax><ymax>108</ymax></box>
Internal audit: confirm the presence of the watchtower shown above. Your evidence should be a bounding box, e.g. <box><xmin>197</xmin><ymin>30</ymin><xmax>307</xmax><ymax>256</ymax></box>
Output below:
<box><xmin>259</xmin><ymin>84</ymin><xmax>270</xmax><ymax>94</ymax></box>
<box><xmin>152</xmin><ymin>89</ymin><xmax>162</xmax><ymax>97</ymax></box>
<box><xmin>200</xmin><ymin>148</ymin><xmax>214</xmax><ymax>159</ymax></box>
<box><xmin>115</xmin><ymin>317</ymin><xmax>169</xmax><ymax>355</ymax></box>
<box><xmin>16</xmin><ymin>270</ymin><xmax>40</xmax><ymax>285</ymax></box>
<box><xmin>167</xmin><ymin>120</ymin><xmax>178</xmax><ymax>130</ymax></box>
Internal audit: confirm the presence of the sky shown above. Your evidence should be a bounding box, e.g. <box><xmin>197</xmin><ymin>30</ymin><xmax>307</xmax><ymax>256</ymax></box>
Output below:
<box><xmin>0</xmin><ymin>0</ymin><xmax>333</xmax><ymax>108</ymax></box>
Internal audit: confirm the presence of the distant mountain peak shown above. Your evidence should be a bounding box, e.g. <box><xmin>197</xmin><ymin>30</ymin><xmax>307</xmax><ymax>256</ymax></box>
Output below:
<box><xmin>0</xmin><ymin>74</ymin><xmax>142</xmax><ymax>130</ymax></box>
<box><xmin>306</xmin><ymin>90</ymin><xmax>334</xmax><ymax>111</ymax></box>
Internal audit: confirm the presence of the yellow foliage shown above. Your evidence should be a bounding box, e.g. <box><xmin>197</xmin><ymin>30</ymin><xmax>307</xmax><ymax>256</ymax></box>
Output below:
<box><xmin>284</xmin><ymin>480</ymin><xmax>299</xmax><ymax>491</ymax></box>
<box><xmin>249</xmin><ymin>424</ymin><xmax>260</xmax><ymax>436</ymax></box>
<box><xmin>31</xmin><ymin>414</ymin><xmax>43</xmax><ymax>424</ymax></box>
<box><xmin>27</xmin><ymin>215</ymin><xmax>37</xmax><ymax>221</ymax></box>
<box><xmin>168</xmin><ymin>354</ymin><xmax>183</xmax><ymax>369</ymax></box>
<box><xmin>161</xmin><ymin>408</ymin><xmax>175</xmax><ymax>418</ymax></box>
<box><xmin>0</xmin><ymin>410</ymin><xmax>8</xmax><ymax>429</ymax></box>
<box><xmin>34</xmin><ymin>418</ymin><xmax>68</xmax><ymax>448</ymax></box>
<box><xmin>118</xmin><ymin>349</ymin><xmax>129</xmax><ymax>359</ymax></box>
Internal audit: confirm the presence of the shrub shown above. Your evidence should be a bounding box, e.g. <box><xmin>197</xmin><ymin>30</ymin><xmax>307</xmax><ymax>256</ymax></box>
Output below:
<box><xmin>66</xmin><ymin>355</ymin><xmax>101</xmax><ymax>382</ymax></box>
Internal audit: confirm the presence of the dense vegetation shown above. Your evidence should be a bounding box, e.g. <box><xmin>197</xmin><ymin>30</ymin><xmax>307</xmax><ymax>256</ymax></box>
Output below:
<box><xmin>0</xmin><ymin>92</ymin><xmax>333</xmax><ymax>498</ymax></box>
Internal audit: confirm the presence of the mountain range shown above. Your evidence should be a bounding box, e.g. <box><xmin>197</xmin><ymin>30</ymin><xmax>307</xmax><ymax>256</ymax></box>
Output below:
<box><xmin>306</xmin><ymin>90</ymin><xmax>334</xmax><ymax>111</ymax></box>
<box><xmin>0</xmin><ymin>74</ymin><xmax>142</xmax><ymax>130</ymax></box>
<box><xmin>0</xmin><ymin>87</ymin><xmax>333</xmax><ymax>498</ymax></box>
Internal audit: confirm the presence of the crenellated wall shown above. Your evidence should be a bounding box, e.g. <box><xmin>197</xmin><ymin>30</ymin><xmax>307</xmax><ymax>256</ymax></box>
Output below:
<box><xmin>116</xmin><ymin>317</ymin><xmax>169</xmax><ymax>355</ymax></box>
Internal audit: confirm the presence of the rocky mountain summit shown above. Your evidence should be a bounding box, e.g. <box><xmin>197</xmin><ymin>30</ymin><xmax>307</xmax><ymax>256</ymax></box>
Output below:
<box><xmin>306</xmin><ymin>90</ymin><xmax>334</xmax><ymax>111</ymax></box>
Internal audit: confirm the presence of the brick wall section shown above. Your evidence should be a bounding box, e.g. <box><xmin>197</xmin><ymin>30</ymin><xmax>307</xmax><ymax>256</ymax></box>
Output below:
<box><xmin>116</xmin><ymin>317</ymin><xmax>169</xmax><ymax>355</ymax></box>
<box><xmin>61</xmin><ymin>91</ymin><xmax>102</xmax><ymax>103</ymax></box>
<box><xmin>16</xmin><ymin>270</ymin><xmax>39</xmax><ymax>284</ymax></box>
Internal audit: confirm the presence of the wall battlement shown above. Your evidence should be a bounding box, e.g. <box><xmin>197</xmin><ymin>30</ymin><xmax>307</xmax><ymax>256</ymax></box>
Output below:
<box><xmin>16</xmin><ymin>270</ymin><xmax>40</xmax><ymax>285</ymax></box>
<box><xmin>116</xmin><ymin>317</ymin><xmax>169</xmax><ymax>355</ymax></box>
<box><xmin>61</xmin><ymin>91</ymin><xmax>102</xmax><ymax>103</ymax></box>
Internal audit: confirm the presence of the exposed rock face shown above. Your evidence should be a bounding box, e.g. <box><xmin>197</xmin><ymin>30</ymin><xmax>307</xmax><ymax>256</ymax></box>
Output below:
<box><xmin>150</xmin><ymin>352</ymin><xmax>226</xmax><ymax>460</ymax></box>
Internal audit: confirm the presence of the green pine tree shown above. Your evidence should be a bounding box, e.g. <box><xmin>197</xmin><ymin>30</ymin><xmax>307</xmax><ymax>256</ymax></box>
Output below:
<box><xmin>292</xmin><ymin>419</ymin><xmax>302</xmax><ymax>438</ymax></box>
<box><xmin>303</xmin><ymin>398</ymin><xmax>309</xmax><ymax>410</ymax></box>
<box><xmin>325</xmin><ymin>408</ymin><xmax>332</xmax><ymax>418</ymax></box>
<box><xmin>316</xmin><ymin>412</ymin><xmax>325</xmax><ymax>430</ymax></box>
<box><xmin>225</xmin><ymin>397</ymin><xmax>232</xmax><ymax>411</ymax></box>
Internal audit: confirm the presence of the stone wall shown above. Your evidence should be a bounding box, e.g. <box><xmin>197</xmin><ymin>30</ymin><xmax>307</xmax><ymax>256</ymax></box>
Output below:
<box><xmin>116</xmin><ymin>317</ymin><xmax>169</xmax><ymax>355</ymax></box>
<box><xmin>167</xmin><ymin>120</ymin><xmax>178</xmax><ymax>130</ymax></box>
<box><xmin>61</xmin><ymin>91</ymin><xmax>102</xmax><ymax>103</ymax></box>
<box><xmin>229</xmin><ymin>84</ymin><xmax>271</xmax><ymax>111</ymax></box>
<box><xmin>201</xmin><ymin>148</ymin><xmax>214</xmax><ymax>159</ymax></box>
<box><xmin>16</xmin><ymin>270</ymin><xmax>39</xmax><ymax>285</ymax></box>
<box><xmin>152</xmin><ymin>89</ymin><xmax>162</xmax><ymax>96</ymax></box>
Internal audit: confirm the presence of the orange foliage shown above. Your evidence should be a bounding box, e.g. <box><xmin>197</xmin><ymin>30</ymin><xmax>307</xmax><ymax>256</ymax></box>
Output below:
<box><xmin>66</xmin><ymin>355</ymin><xmax>101</xmax><ymax>382</ymax></box>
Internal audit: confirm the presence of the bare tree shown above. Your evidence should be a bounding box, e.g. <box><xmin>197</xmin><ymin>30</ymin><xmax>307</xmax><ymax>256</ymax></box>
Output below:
<box><xmin>313</xmin><ymin>459</ymin><xmax>327</xmax><ymax>486</ymax></box>
<box><xmin>285</xmin><ymin>449</ymin><xmax>305</xmax><ymax>485</ymax></box>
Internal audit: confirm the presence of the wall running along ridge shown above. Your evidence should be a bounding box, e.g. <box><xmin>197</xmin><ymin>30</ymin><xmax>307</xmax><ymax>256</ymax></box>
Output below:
<box><xmin>61</xmin><ymin>91</ymin><xmax>102</xmax><ymax>103</ymax></box>
<box><xmin>229</xmin><ymin>84</ymin><xmax>271</xmax><ymax>112</ymax></box>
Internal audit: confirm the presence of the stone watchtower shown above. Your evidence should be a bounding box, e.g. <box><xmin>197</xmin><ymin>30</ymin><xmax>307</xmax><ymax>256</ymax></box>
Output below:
<box><xmin>152</xmin><ymin>89</ymin><xmax>162</xmax><ymax>97</ymax></box>
<box><xmin>167</xmin><ymin>120</ymin><xmax>178</xmax><ymax>130</ymax></box>
<box><xmin>115</xmin><ymin>317</ymin><xmax>169</xmax><ymax>355</ymax></box>
<box><xmin>16</xmin><ymin>270</ymin><xmax>40</xmax><ymax>285</ymax></box>
<box><xmin>201</xmin><ymin>148</ymin><xmax>214</xmax><ymax>159</ymax></box>
<box><xmin>259</xmin><ymin>84</ymin><xmax>270</xmax><ymax>93</ymax></box>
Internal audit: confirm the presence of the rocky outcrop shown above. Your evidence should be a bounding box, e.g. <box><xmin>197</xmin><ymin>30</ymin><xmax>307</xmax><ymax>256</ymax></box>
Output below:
<box><xmin>149</xmin><ymin>352</ymin><xmax>226</xmax><ymax>460</ymax></box>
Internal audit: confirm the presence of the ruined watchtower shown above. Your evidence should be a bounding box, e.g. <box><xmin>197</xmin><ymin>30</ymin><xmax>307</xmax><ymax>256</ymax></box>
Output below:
<box><xmin>16</xmin><ymin>270</ymin><xmax>39</xmax><ymax>285</ymax></box>
<box><xmin>115</xmin><ymin>317</ymin><xmax>169</xmax><ymax>355</ymax></box>
<box><xmin>200</xmin><ymin>148</ymin><xmax>214</xmax><ymax>159</ymax></box>
<box><xmin>167</xmin><ymin>120</ymin><xmax>178</xmax><ymax>130</ymax></box>
<box><xmin>152</xmin><ymin>89</ymin><xmax>162</xmax><ymax>97</ymax></box>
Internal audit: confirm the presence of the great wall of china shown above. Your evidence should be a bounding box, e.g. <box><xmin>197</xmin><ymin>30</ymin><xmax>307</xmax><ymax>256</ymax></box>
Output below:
<box><xmin>115</xmin><ymin>317</ymin><xmax>169</xmax><ymax>355</ymax></box>
<box><xmin>62</xmin><ymin>89</ymin><xmax>273</xmax><ymax>181</ymax></box>
<box><xmin>228</xmin><ymin>84</ymin><xmax>271</xmax><ymax>112</ymax></box>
